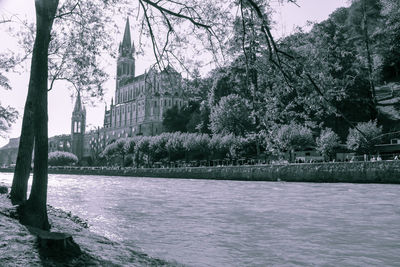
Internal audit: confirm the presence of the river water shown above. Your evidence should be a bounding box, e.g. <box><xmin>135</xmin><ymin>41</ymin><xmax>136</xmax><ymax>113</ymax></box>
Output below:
<box><xmin>1</xmin><ymin>173</ymin><xmax>400</xmax><ymax>266</ymax></box>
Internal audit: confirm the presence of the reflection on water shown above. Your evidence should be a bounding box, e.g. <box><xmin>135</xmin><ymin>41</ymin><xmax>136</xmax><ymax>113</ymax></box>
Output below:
<box><xmin>1</xmin><ymin>173</ymin><xmax>400</xmax><ymax>266</ymax></box>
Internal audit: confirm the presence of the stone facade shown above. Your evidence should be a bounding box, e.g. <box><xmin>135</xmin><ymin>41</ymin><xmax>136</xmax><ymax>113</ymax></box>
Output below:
<box><xmin>104</xmin><ymin>18</ymin><xmax>187</xmax><ymax>137</ymax></box>
<box><xmin>71</xmin><ymin>91</ymin><xmax>86</xmax><ymax>160</ymax></box>
<box><xmin>0</xmin><ymin>135</ymin><xmax>73</xmax><ymax>166</ymax></box>
<box><xmin>0</xmin><ymin>18</ymin><xmax>186</xmax><ymax>165</ymax></box>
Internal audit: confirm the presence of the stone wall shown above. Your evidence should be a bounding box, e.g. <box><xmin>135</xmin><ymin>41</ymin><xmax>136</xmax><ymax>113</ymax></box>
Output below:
<box><xmin>1</xmin><ymin>161</ymin><xmax>400</xmax><ymax>183</ymax></box>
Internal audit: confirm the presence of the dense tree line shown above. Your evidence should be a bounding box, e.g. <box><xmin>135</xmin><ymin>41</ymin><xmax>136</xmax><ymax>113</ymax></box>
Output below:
<box><xmin>101</xmin><ymin>133</ymin><xmax>251</xmax><ymax>167</ymax></box>
<box><xmin>100</xmin><ymin>119</ymin><xmax>383</xmax><ymax>167</ymax></box>
<box><xmin>163</xmin><ymin>0</ymin><xmax>400</xmax><ymax>142</ymax></box>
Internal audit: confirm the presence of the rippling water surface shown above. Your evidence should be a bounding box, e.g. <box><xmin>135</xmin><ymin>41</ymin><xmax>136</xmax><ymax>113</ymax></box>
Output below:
<box><xmin>1</xmin><ymin>173</ymin><xmax>400</xmax><ymax>266</ymax></box>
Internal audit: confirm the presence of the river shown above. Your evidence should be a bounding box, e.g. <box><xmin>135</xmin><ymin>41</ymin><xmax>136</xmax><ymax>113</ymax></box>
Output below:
<box><xmin>1</xmin><ymin>173</ymin><xmax>400</xmax><ymax>266</ymax></box>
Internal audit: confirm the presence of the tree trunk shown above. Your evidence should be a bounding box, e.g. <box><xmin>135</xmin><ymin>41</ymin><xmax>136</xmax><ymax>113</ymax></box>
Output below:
<box><xmin>18</xmin><ymin>0</ymin><xmax>59</xmax><ymax>231</ymax></box>
<box><xmin>361</xmin><ymin>0</ymin><xmax>377</xmax><ymax>117</ymax></box>
<box><xmin>10</xmin><ymin>91</ymin><xmax>35</xmax><ymax>205</ymax></box>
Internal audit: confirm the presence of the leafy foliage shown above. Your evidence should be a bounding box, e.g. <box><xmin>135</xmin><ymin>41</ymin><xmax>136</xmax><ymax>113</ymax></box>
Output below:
<box><xmin>272</xmin><ymin>123</ymin><xmax>314</xmax><ymax>154</ymax></box>
<box><xmin>162</xmin><ymin>105</ymin><xmax>189</xmax><ymax>133</ymax></box>
<box><xmin>101</xmin><ymin>132</ymin><xmax>260</xmax><ymax>167</ymax></box>
<box><xmin>48</xmin><ymin>151</ymin><xmax>78</xmax><ymax>166</ymax></box>
<box><xmin>379</xmin><ymin>0</ymin><xmax>400</xmax><ymax>80</ymax></box>
<box><xmin>316</xmin><ymin>128</ymin><xmax>340</xmax><ymax>161</ymax></box>
<box><xmin>210</xmin><ymin>94</ymin><xmax>252</xmax><ymax>136</ymax></box>
<box><xmin>101</xmin><ymin>138</ymin><xmax>128</xmax><ymax>165</ymax></box>
<box><xmin>0</xmin><ymin>104</ymin><xmax>18</xmax><ymax>137</ymax></box>
<box><xmin>346</xmin><ymin>120</ymin><xmax>382</xmax><ymax>154</ymax></box>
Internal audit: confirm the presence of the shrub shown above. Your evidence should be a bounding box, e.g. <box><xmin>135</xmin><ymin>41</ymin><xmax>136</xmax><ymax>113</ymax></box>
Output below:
<box><xmin>48</xmin><ymin>151</ymin><xmax>78</xmax><ymax>166</ymax></box>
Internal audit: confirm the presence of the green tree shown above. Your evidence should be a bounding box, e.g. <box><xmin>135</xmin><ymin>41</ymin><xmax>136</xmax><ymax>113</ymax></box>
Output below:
<box><xmin>101</xmin><ymin>138</ymin><xmax>128</xmax><ymax>166</ymax></box>
<box><xmin>346</xmin><ymin>120</ymin><xmax>382</xmax><ymax>155</ymax></box>
<box><xmin>149</xmin><ymin>133</ymin><xmax>170</xmax><ymax>162</ymax></box>
<box><xmin>9</xmin><ymin>0</ymin><xmax>116</xmax><ymax>230</ymax></box>
<box><xmin>196</xmin><ymin>101</ymin><xmax>212</xmax><ymax>134</ymax></box>
<box><xmin>210</xmin><ymin>94</ymin><xmax>252</xmax><ymax>136</ymax></box>
<box><xmin>124</xmin><ymin>136</ymin><xmax>143</xmax><ymax>167</ymax></box>
<box><xmin>272</xmin><ymin>123</ymin><xmax>314</xmax><ymax>162</ymax></box>
<box><xmin>380</xmin><ymin>0</ymin><xmax>400</xmax><ymax>80</ymax></box>
<box><xmin>316</xmin><ymin>128</ymin><xmax>340</xmax><ymax>161</ymax></box>
<box><xmin>14</xmin><ymin>0</ymin><xmax>60</xmax><ymax>230</ymax></box>
<box><xmin>182</xmin><ymin>133</ymin><xmax>211</xmax><ymax>161</ymax></box>
<box><xmin>0</xmin><ymin>105</ymin><xmax>18</xmax><ymax>137</ymax></box>
<box><xmin>136</xmin><ymin>136</ymin><xmax>152</xmax><ymax>167</ymax></box>
<box><xmin>165</xmin><ymin>132</ymin><xmax>185</xmax><ymax>161</ymax></box>
<box><xmin>184</xmin><ymin>68</ymin><xmax>211</xmax><ymax>102</ymax></box>
<box><xmin>348</xmin><ymin>0</ymin><xmax>382</xmax><ymax>105</ymax></box>
<box><xmin>48</xmin><ymin>151</ymin><xmax>78</xmax><ymax>166</ymax></box>
<box><xmin>209</xmin><ymin>134</ymin><xmax>240</xmax><ymax>160</ymax></box>
<box><xmin>162</xmin><ymin>105</ymin><xmax>188</xmax><ymax>132</ymax></box>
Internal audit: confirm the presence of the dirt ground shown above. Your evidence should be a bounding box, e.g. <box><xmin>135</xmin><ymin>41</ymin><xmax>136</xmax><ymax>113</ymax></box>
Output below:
<box><xmin>0</xmin><ymin>189</ymin><xmax>172</xmax><ymax>267</ymax></box>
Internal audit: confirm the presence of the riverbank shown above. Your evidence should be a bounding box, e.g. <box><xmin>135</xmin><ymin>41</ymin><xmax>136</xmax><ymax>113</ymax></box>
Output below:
<box><xmin>2</xmin><ymin>160</ymin><xmax>400</xmax><ymax>183</ymax></box>
<box><xmin>0</xmin><ymin>188</ymin><xmax>172</xmax><ymax>266</ymax></box>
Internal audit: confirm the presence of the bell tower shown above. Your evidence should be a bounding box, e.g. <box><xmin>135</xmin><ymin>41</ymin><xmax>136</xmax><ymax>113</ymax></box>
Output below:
<box><xmin>71</xmin><ymin>91</ymin><xmax>86</xmax><ymax>161</ymax></box>
<box><xmin>116</xmin><ymin>17</ymin><xmax>135</xmax><ymax>103</ymax></box>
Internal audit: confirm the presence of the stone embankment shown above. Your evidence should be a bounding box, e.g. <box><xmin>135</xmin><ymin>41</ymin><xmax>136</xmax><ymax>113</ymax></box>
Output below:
<box><xmin>2</xmin><ymin>161</ymin><xmax>400</xmax><ymax>183</ymax></box>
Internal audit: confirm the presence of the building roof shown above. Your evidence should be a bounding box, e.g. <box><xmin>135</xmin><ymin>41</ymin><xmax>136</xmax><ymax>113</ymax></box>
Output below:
<box><xmin>73</xmin><ymin>91</ymin><xmax>85</xmax><ymax>113</ymax></box>
<box><xmin>119</xmin><ymin>18</ymin><xmax>135</xmax><ymax>57</ymax></box>
<box><xmin>122</xmin><ymin>17</ymin><xmax>131</xmax><ymax>50</ymax></box>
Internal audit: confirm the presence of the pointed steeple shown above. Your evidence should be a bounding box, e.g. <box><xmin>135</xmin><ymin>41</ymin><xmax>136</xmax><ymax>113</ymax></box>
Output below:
<box><xmin>131</xmin><ymin>40</ymin><xmax>135</xmax><ymax>54</ymax></box>
<box><xmin>71</xmin><ymin>90</ymin><xmax>86</xmax><ymax>161</ymax></box>
<box><xmin>73</xmin><ymin>91</ymin><xmax>82</xmax><ymax>112</ymax></box>
<box><xmin>122</xmin><ymin>17</ymin><xmax>131</xmax><ymax>50</ymax></box>
<box><xmin>116</xmin><ymin>18</ymin><xmax>135</xmax><ymax>88</ymax></box>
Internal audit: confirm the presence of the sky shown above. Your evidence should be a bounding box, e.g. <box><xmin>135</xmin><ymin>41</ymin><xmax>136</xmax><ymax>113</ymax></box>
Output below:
<box><xmin>0</xmin><ymin>0</ymin><xmax>350</xmax><ymax>147</ymax></box>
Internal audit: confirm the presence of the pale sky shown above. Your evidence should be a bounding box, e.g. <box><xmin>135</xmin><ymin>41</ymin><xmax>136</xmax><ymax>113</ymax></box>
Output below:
<box><xmin>0</xmin><ymin>0</ymin><xmax>350</xmax><ymax>147</ymax></box>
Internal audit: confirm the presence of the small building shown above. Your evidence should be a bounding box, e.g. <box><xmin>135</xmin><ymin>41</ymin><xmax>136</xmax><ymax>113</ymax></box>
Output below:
<box><xmin>293</xmin><ymin>147</ymin><xmax>324</xmax><ymax>163</ymax></box>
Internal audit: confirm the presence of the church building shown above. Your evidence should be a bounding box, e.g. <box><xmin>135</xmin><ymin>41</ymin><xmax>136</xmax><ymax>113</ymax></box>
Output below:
<box><xmin>0</xmin><ymin>18</ymin><xmax>187</xmax><ymax>165</ymax></box>
<box><xmin>103</xmin><ymin>18</ymin><xmax>187</xmax><ymax>137</ymax></box>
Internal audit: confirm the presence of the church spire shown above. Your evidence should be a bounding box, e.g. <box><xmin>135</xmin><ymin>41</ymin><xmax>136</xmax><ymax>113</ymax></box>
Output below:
<box><xmin>71</xmin><ymin>90</ymin><xmax>86</xmax><ymax>161</ymax></box>
<box><xmin>122</xmin><ymin>18</ymin><xmax>131</xmax><ymax>49</ymax></box>
<box><xmin>116</xmin><ymin>18</ymin><xmax>135</xmax><ymax>89</ymax></box>
<box><xmin>73</xmin><ymin>91</ymin><xmax>83</xmax><ymax>112</ymax></box>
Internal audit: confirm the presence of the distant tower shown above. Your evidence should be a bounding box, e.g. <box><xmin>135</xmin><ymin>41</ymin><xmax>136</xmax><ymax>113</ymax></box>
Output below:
<box><xmin>71</xmin><ymin>91</ymin><xmax>86</xmax><ymax>161</ymax></box>
<box><xmin>116</xmin><ymin>17</ymin><xmax>135</xmax><ymax>102</ymax></box>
